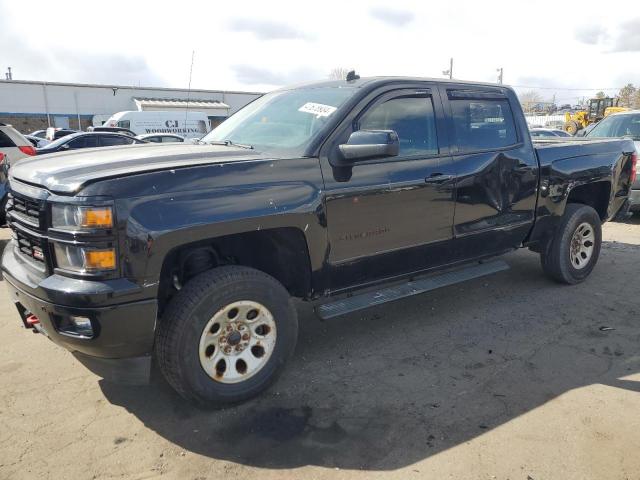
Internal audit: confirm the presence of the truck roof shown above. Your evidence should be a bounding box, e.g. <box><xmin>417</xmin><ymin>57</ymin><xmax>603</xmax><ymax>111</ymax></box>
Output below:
<box><xmin>278</xmin><ymin>76</ymin><xmax>509</xmax><ymax>91</ymax></box>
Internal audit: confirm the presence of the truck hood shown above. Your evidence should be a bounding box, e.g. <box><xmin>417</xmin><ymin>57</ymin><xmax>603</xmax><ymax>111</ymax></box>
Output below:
<box><xmin>9</xmin><ymin>144</ymin><xmax>270</xmax><ymax>194</ymax></box>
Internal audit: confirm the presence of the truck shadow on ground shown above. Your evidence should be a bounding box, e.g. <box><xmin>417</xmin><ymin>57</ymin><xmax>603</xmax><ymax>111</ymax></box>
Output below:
<box><xmin>99</xmin><ymin>242</ymin><xmax>640</xmax><ymax>471</ymax></box>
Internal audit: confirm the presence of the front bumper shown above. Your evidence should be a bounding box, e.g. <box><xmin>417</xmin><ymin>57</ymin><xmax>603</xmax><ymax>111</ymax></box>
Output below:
<box><xmin>630</xmin><ymin>189</ymin><xmax>640</xmax><ymax>212</ymax></box>
<box><xmin>2</xmin><ymin>244</ymin><xmax>158</xmax><ymax>383</ymax></box>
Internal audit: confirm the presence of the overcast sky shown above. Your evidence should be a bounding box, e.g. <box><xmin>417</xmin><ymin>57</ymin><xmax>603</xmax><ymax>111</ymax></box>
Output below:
<box><xmin>1</xmin><ymin>0</ymin><xmax>639</xmax><ymax>104</ymax></box>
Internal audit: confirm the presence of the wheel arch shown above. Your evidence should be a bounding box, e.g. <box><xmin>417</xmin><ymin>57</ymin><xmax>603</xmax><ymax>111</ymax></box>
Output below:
<box><xmin>156</xmin><ymin>226</ymin><xmax>314</xmax><ymax>314</ymax></box>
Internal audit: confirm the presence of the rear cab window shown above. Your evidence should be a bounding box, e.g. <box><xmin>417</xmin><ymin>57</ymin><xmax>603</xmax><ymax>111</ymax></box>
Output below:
<box><xmin>448</xmin><ymin>91</ymin><xmax>518</xmax><ymax>153</ymax></box>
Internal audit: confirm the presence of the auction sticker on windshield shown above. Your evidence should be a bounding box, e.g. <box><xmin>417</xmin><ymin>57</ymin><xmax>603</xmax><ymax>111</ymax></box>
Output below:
<box><xmin>298</xmin><ymin>102</ymin><xmax>337</xmax><ymax>117</ymax></box>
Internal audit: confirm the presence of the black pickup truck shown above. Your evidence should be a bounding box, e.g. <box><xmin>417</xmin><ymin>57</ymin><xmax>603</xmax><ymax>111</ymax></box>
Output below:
<box><xmin>2</xmin><ymin>77</ymin><xmax>636</xmax><ymax>406</ymax></box>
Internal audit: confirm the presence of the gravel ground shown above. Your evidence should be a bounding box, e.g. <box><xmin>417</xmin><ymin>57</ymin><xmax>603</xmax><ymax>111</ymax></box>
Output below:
<box><xmin>1</xmin><ymin>218</ymin><xmax>639</xmax><ymax>480</ymax></box>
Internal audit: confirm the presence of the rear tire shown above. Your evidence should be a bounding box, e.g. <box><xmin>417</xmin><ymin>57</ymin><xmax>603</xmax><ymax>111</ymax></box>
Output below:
<box><xmin>540</xmin><ymin>203</ymin><xmax>602</xmax><ymax>284</ymax></box>
<box><xmin>156</xmin><ymin>266</ymin><xmax>298</xmax><ymax>407</ymax></box>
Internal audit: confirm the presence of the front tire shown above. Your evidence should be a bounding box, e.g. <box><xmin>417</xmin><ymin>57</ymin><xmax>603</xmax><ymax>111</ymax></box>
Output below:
<box><xmin>540</xmin><ymin>203</ymin><xmax>602</xmax><ymax>284</ymax></box>
<box><xmin>156</xmin><ymin>266</ymin><xmax>298</xmax><ymax>406</ymax></box>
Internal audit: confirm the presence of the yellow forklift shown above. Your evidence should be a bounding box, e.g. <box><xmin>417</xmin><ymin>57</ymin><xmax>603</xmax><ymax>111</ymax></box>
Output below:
<box><xmin>563</xmin><ymin>97</ymin><xmax>628</xmax><ymax>135</ymax></box>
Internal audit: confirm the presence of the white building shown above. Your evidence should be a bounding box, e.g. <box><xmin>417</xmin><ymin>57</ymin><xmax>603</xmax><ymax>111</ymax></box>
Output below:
<box><xmin>0</xmin><ymin>79</ymin><xmax>262</xmax><ymax>133</ymax></box>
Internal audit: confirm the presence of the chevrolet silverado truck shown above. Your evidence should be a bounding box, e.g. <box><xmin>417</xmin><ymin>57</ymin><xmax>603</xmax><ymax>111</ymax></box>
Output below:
<box><xmin>2</xmin><ymin>77</ymin><xmax>636</xmax><ymax>406</ymax></box>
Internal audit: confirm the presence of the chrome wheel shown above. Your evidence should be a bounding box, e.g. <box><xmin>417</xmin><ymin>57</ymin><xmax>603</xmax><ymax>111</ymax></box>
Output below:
<box><xmin>569</xmin><ymin>222</ymin><xmax>595</xmax><ymax>270</ymax></box>
<box><xmin>198</xmin><ymin>300</ymin><xmax>277</xmax><ymax>384</ymax></box>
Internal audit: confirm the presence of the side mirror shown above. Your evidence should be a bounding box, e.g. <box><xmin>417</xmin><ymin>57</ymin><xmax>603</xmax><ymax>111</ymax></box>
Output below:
<box><xmin>338</xmin><ymin>130</ymin><xmax>399</xmax><ymax>162</ymax></box>
<box><xmin>60</xmin><ymin>144</ymin><xmax>70</xmax><ymax>150</ymax></box>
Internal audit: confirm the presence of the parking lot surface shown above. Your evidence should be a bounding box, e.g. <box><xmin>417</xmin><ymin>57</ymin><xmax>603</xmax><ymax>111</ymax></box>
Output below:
<box><xmin>1</xmin><ymin>219</ymin><xmax>640</xmax><ymax>480</ymax></box>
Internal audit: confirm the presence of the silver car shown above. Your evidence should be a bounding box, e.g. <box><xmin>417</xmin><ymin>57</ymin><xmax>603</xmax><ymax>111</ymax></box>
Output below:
<box><xmin>586</xmin><ymin>111</ymin><xmax>640</xmax><ymax>213</ymax></box>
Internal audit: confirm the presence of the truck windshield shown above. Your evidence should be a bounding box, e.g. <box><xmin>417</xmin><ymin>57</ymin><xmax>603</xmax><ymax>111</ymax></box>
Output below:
<box><xmin>587</xmin><ymin>113</ymin><xmax>640</xmax><ymax>141</ymax></box>
<box><xmin>201</xmin><ymin>86</ymin><xmax>355</xmax><ymax>155</ymax></box>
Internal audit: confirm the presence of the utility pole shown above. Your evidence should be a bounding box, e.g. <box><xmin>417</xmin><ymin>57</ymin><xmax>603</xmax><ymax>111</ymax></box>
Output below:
<box><xmin>496</xmin><ymin>67</ymin><xmax>503</xmax><ymax>84</ymax></box>
<box><xmin>442</xmin><ymin>58</ymin><xmax>453</xmax><ymax>79</ymax></box>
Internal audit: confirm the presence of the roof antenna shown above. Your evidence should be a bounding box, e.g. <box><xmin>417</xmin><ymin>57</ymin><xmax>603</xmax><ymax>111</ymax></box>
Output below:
<box><xmin>346</xmin><ymin>70</ymin><xmax>360</xmax><ymax>82</ymax></box>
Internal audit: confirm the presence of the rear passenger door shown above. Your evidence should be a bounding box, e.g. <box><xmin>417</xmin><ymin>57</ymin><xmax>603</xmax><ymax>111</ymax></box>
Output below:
<box><xmin>442</xmin><ymin>87</ymin><xmax>538</xmax><ymax>259</ymax></box>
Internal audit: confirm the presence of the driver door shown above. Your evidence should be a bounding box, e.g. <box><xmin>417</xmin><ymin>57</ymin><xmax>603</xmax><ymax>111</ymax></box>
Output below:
<box><xmin>319</xmin><ymin>86</ymin><xmax>456</xmax><ymax>292</ymax></box>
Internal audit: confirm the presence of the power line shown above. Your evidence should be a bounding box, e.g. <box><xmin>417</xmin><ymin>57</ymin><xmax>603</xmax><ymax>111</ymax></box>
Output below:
<box><xmin>511</xmin><ymin>84</ymin><xmax>623</xmax><ymax>91</ymax></box>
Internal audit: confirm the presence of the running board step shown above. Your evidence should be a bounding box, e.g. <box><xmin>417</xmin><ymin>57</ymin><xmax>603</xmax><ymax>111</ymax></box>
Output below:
<box><xmin>316</xmin><ymin>260</ymin><xmax>509</xmax><ymax>320</ymax></box>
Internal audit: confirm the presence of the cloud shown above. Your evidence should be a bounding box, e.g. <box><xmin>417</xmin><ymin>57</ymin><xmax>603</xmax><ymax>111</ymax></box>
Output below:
<box><xmin>231</xmin><ymin>65</ymin><xmax>322</xmax><ymax>87</ymax></box>
<box><xmin>574</xmin><ymin>24</ymin><xmax>609</xmax><ymax>45</ymax></box>
<box><xmin>610</xmin><ymin>18</ymin><xmax>640</xmax><ymax>52</ymax></box>
<box><xmin>369</xmin><ymin>7</ymin><xmax>414</xmax><ymax>27</ymax></box>
<box><xmin>229</xmin><ymin>18</ymin><xmax>311</xmax><ymax>40</ymax></box>
<box><xmin>0</xmin><ymin>5</ymin><xmax>164</xmax><ymax>86</ymax></box>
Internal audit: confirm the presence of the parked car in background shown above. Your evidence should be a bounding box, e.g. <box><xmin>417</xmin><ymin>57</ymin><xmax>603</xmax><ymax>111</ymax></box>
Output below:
<box><xmin>0</xmin><ymin>124</ymin><xmax>37</xmax><ymax>224</ymax></box>
<box><xmin>29</xmin><ymin>129</ymin><xmax>48</xmax><ymax>139</ymax></box>
<box><xmin>45</xmin><ymin>128</ymin><xmax>77</xmax><ymax>141</ymax></box>
<box><xmin>530</xmin><ymin>128</ymin><xmax>572</xmax><ymax>138</ymax></box>
<box><xmin>87</xmin><ymin>126</ymin><xmax>137</xmax><ymax>137</ymax></box>
<box><xmin>0</xmin><ymin>123</ymin><xmax>37</xmax><ymax>165</ymax></box>
<box><xmin>24</xmin><ymin>134</ymin><xmax>50</xmax><ymax>148</ymax></box>
<box><xmin>103</xmin><ymin>110</ymin><xmax>211</xmax><ymax>139</ymax></box>
<box><xmin>0</xmin><ymin>152</ymin><xmax>7</xmax><ymax>224</ymax></box>
<box><xmin>136</xmin><ymin>133</ymin><xmax>185</xmax><ymax>143</ymax></box>
<box><xmin>36</xmin><ymin>132</ymin><xmax>146</xmax><ymax>155</ymax></box>
<box><xmin>586</xmin><ymin>110</ymin><xmax>640</xmax><ymax>213</ymax></box>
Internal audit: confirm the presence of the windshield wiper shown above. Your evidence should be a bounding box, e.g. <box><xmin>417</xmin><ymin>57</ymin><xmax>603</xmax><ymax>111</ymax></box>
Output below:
<box><xmin>207</xmin><ymin>140</ymin><xmax>254</xmax><ymax>150</ymax></box>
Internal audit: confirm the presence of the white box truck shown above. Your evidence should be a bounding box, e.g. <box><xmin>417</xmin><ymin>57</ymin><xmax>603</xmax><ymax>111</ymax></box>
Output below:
<box><xmin>103</xmin><ymin>111</ymin><xmax>211</xmax><ymax>139</ymax></box>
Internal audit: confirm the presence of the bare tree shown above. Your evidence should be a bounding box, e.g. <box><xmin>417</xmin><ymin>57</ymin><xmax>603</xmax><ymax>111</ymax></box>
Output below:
<box><xmin>328</xmin><ymin>67</ymin><xmax>350</xmax><ymax>80</ymax></box>
<box><xmin>633</xmin><ymin>89</ymin><xmax>640</xmax><ymax>109</ymax></box>
<box><xmin>518</xmin><ymin>90</ymin><xmax>542</xmax><ymax>113</ymax></box>
<box><xmin>617</xmin><ymin>83</ymin><xmax>637</xmax><ymax>108</ymax></box>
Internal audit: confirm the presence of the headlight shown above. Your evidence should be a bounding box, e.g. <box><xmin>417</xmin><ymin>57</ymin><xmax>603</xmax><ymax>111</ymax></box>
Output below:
<box><xmin>53</xmin><ymin>243</ymin><xmax>116</xmax><ymax>273</ymax></box>
<box><xmin>51</xmin><ymin>205</ymin><xmax>113</xmax><ymax>230</ymax></box>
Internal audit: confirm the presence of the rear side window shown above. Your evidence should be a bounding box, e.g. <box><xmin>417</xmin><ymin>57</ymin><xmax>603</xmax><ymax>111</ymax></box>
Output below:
<box><xmin>358</xmin><ymin>96</ymin><xmax>438</xmax><ymax>156</ymax></box>
<box><xmin>68</xmin><ymin>136</ymin><xmax>98</xmax><ymax>149</ymax></box>
<box><xmin>0</xmin><ymin>130</ymin><xmax>15</xmax><ymax>148</ymax></box>
<box><xmin>101</xmin><ymin>136</ymin><xmax>133</xmax><ymax>146</ymax></box>
<box><xmin>450</xmin><ymin>99</ymin><xmax>518</xmax><ymax>153</ymax></box>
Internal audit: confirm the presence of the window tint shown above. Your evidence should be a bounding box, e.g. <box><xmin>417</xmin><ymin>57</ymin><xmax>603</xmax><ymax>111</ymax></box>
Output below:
<box><xmin>101</xmin><ymin>135</ymin><xmax>133</xmax><ymax>146</ymax></box>
<box><xmin>68</xmin><ymin>136</ymin><xmax>98</xmax><ymax>149</ymax></box>
<box><xmin>146</xmin><ymin>136</ymin><xmax>162</xmax><ymax>143</ymax></box>
<box><xmin>0</xmin><ymin>131</ymin><xmax>15</xmax><ymax>148</ymax></box>
<box><xmin>588</xmin><ymin>114</ymin><xmax>640</xmax><ymax>141</ymax></box>
<box><xmin>451</xmin><ymin>99</ymin><xmax>517</xmax><ymax>152</ymax></box>
<box><xmin>530</xmin><ymin>130</ymin><xmax>554</xmax><ymax>137</ymax></box>
<box><xmin>358</xmin><ymin>96</ymin><xmax>438</xmax><ymax>156</ymax></box>
<box><xmin>162</xmin><ymin>136</ymin><xmax>182</xmax><ymax>143</ymax></box>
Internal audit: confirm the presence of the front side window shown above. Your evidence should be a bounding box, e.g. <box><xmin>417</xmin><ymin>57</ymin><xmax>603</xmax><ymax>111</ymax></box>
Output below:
<box><xmin>451</xmin><ymin>99</ymin><xmax>518</xmax><ymax>152</ymax></box>
<box><xmin>162</xmin><ymin>136</ymin><xmax>182</xmax><ymax>143</ymax></box>
<box><xmin>357</xmin><ymin>96</ymin><xmax>438</xmax><ymax>156</ymax></box>
<box><xmin>117</xmin><ymin>120</ymin><xmax>131</xmax><ymax>129</ymax></box>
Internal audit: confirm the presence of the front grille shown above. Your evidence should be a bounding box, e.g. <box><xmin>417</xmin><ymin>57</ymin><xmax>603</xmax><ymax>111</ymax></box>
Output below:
<box><xmin>7</xmin><ymin>193</ymin><xmax>42</xmax><ymax>229</ymax></box>
<box><xmin>12</xmin><ymin>228</ymin><xmax>45</xmax><ymax>264</ymax></box>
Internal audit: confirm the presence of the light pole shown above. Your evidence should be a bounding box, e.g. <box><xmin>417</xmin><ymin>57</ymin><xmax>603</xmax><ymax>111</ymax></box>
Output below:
<box><xmin>496</xmin><ymin>67</ymin><xmax>503</xmax><ymax>84</ymax></box>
